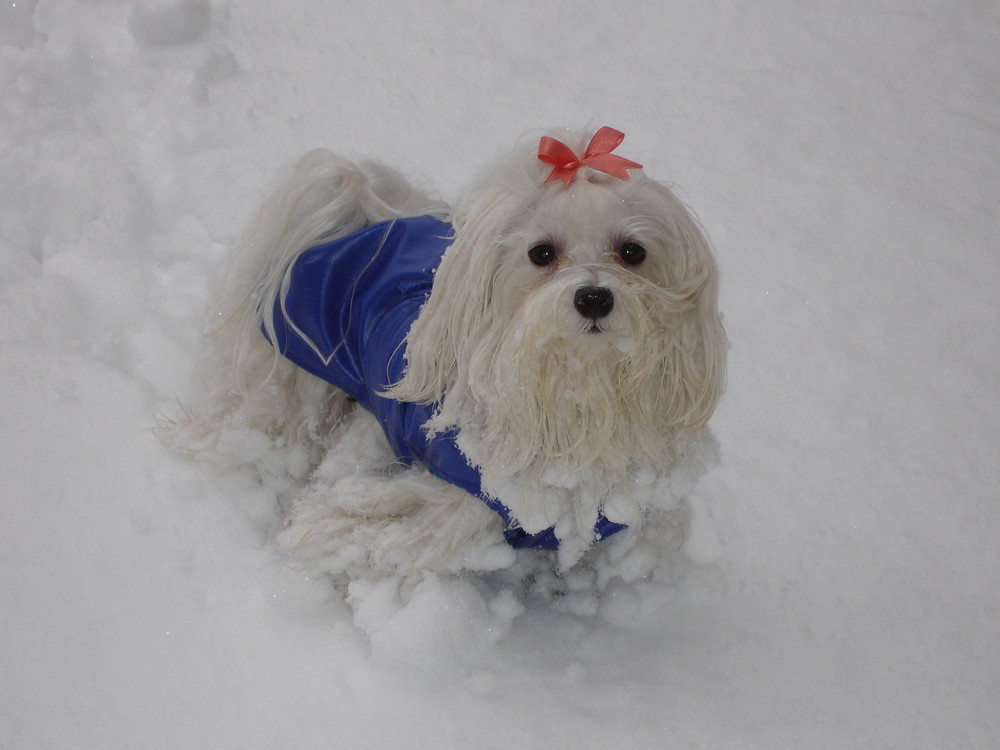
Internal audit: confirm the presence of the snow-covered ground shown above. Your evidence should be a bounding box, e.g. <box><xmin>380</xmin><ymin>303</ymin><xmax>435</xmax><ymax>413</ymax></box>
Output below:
<box><xmin>2</xmin><ymin>1</ymin><xmax>998</xmax><ymax>748</ymax></box>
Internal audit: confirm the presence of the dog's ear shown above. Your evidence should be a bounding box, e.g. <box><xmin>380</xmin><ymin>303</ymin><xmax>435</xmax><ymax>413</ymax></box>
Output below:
<box><xmin>385</xmin><ymin>180</ymin><xmax>529</xmax><ymax>412</ymax></box>
<box><xmin>655</xmin><ymin>188</ymin><xmax>727</xmax><ymax>435</ymax></box>
<box><xmin>661</xmin><ymin>282</ymin><xmax>727</xmax><ymax>436</ymax></box>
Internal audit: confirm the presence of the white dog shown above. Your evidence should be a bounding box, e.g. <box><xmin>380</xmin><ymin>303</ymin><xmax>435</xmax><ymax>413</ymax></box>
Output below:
<box><xmin>178</xmin><ymin>127</ymin><xmax>725</xmax><ymax>577</ymax></box>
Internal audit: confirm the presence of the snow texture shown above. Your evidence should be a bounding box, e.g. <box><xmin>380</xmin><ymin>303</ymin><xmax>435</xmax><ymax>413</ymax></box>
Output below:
<box><xmin>2</xmin><ymin>1</ymin><xmax>999</xmax><ymax>748</ymax></box>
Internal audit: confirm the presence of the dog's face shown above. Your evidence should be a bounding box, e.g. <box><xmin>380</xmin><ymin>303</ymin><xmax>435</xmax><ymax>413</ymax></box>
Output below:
<box><xmin>388</xmin><ymin>132</ymin><xmax>725</xmax><ymax>519</ymax></box>
<box><xmin>494</xmin><ymin>172</ymin><xmax>683</xmax><ymax>346</ymax></box>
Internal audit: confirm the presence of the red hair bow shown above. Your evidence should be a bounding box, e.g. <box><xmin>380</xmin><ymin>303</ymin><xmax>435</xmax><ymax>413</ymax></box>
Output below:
<box><xmin>537</xmin><ymin>127</ymin><xmax>643</xmax><ymax>186</ymax></box>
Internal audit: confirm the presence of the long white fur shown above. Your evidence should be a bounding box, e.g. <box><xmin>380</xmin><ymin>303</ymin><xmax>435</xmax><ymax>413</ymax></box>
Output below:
<box><xmin>174</xmin><ymin>129</ymin><xmax>725</xmax><ymax>576</ymax></box>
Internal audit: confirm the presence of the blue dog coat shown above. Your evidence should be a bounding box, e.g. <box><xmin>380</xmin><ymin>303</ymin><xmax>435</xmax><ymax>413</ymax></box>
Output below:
<box><xmin>265</xmin><ymin>216</ymin><xmax>626</xmax><ymax>549</ymax></box>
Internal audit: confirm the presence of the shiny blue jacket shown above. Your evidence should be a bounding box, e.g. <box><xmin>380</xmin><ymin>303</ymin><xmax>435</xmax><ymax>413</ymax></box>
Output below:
<box><xmin>265</xmin><ymin>216</ymin><xmax>625</xmax><ymax>549</ymax></box>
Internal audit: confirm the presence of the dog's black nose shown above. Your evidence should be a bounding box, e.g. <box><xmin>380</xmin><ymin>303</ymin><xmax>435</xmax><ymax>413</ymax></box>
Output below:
<box><xmin>574</xmin><ymin>286</ymin><xmax>614</xmax><ymax>320</ymax></box>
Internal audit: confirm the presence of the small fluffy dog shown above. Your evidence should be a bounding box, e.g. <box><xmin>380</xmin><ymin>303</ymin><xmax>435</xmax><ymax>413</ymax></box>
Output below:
<box><xmin>182</xmin><ymin>127</ymin><xmax>725</xmax><ymax>576</ymax></box>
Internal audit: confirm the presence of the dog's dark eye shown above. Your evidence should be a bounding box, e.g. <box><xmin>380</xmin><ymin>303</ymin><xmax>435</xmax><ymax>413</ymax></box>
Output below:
<box><xmin>528</xmin><ymin>243</ymin><xmax>558</xmax><ymax>267</ymax></box>
<box><xmin>618</xmin><ymin>241</ymin><xmax>647</xmax><ymax>266</ymax></box>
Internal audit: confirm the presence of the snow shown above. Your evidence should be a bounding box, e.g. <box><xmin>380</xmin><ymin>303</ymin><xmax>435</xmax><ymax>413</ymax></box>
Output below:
<box><xmin>2</xmin><ymin>0</ymin><xmax>998</xmax><ymax>748</ymax></box>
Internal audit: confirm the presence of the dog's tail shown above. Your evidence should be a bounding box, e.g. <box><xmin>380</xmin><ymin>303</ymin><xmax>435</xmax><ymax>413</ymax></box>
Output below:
<box><xmin>163</xmin><ymin>151</ymin><xmax>448</xmax><ymax>488</ymax></box>
<box><xmin>215</xmin><ymin>150</ymin><xmax>448</xmax><ymax>391</ymax></box>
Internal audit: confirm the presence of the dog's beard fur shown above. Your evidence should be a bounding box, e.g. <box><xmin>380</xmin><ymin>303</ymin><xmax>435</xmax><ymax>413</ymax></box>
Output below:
<box><xmin>457</xmin><ymin>270</ymin><xmax>712</xmax><ymax>535</ymax></box>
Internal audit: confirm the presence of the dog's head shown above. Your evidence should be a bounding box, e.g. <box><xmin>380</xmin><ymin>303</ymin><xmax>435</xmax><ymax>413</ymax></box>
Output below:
<box><xmin>389</xmin><ymin>128</ymin><xmax>725</xmax><ymax>500</ymax></box>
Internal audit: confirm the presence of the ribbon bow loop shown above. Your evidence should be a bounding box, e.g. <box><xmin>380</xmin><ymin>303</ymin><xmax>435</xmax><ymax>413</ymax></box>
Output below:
<box><xmin>538</xmin><ymin>126</ymin><xmax>643</xmax><ymax>186</ymax></box>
